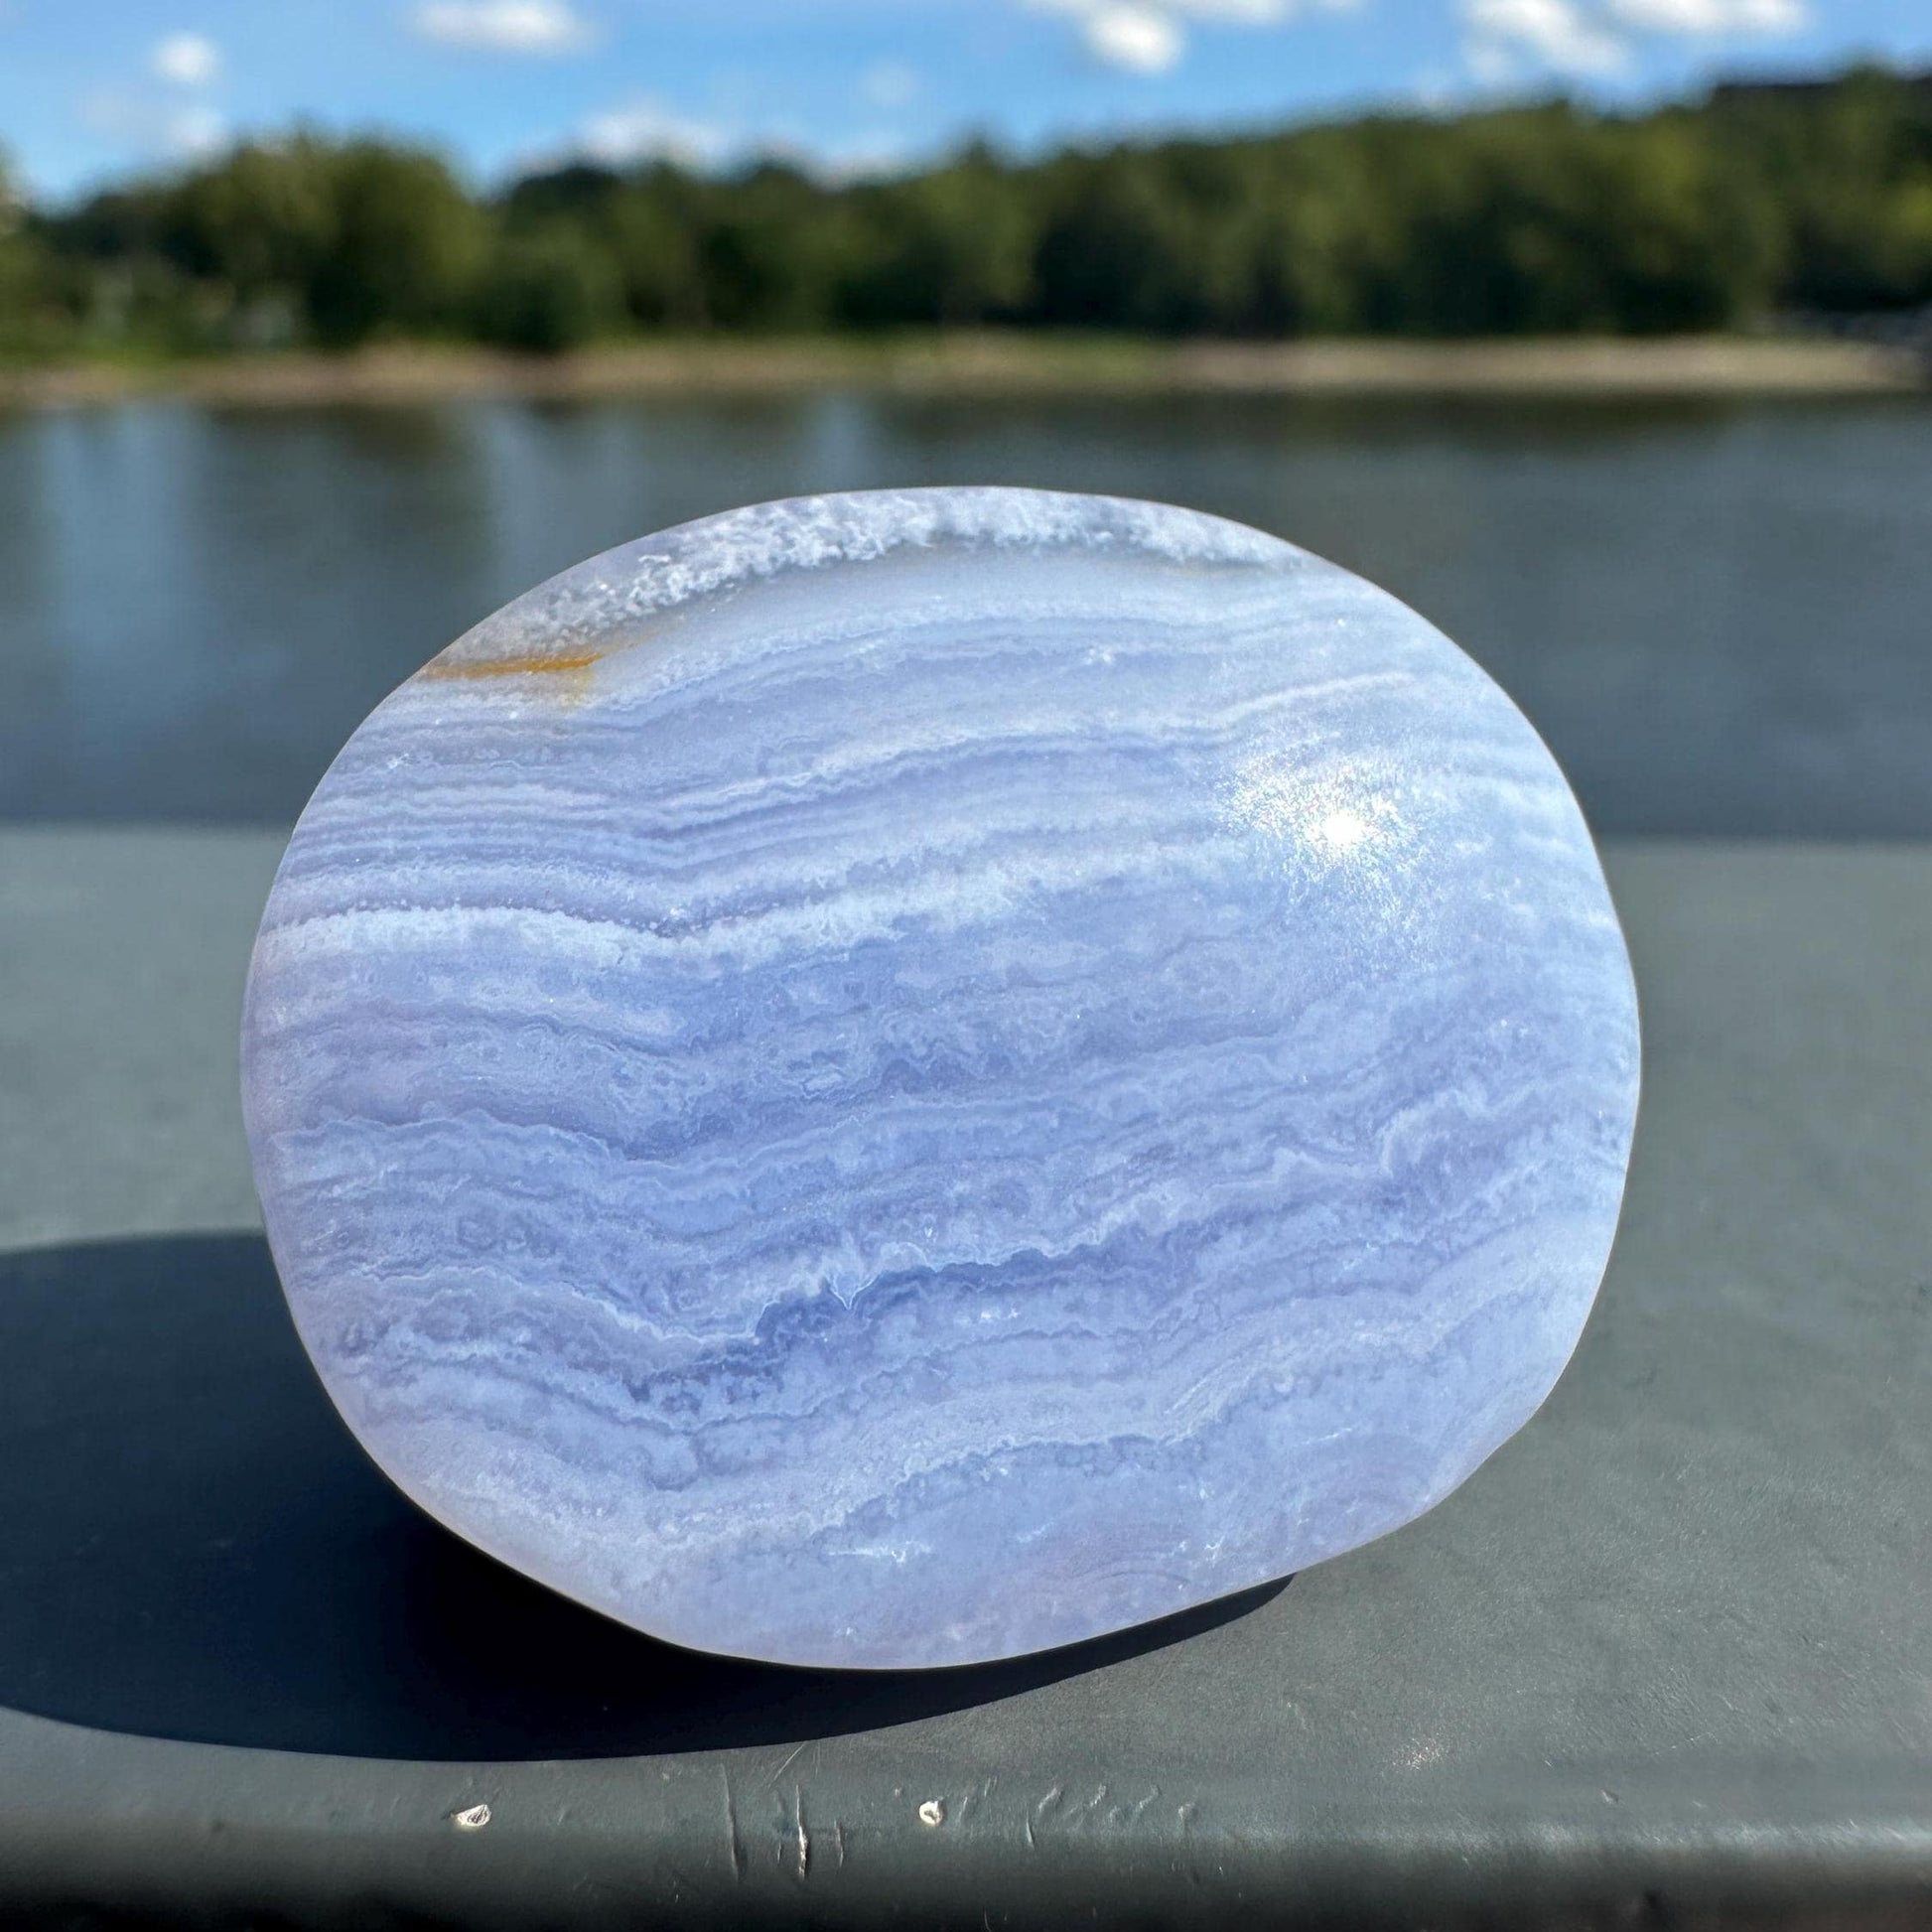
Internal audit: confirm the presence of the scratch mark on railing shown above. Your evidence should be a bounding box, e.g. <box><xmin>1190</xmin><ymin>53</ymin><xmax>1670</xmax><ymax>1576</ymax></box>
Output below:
<box><xmin>721</xmin><ymin>1769</ymin><xmax>745</xmax><ymax>1880</ymax></box>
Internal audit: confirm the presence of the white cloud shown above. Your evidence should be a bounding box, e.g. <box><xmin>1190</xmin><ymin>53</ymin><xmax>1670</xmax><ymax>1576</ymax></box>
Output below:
<box><xmin>1084</xmin><ymin>4</ymin><xmax>1184</xmax><ymax>71</ymax></box>
<box><xmin>80</xmin><ymin>86</ymin><xmax>227</xmax><ymax>160</ymax></box>
<box><xmin>1167</xmin><ymin>0</ymin><xmax>1359</xmax><ymax>19</ymax></box>
<box><xmin>1029</xmin><ymin>0</ymin><xmax>1355</xmax><ymax>75</ymax></box>
<box><xmin>1463</xmin><ymin>0</ymin><xmax>1807</xmax><ymax>80</ymax></box>
<box><xmin>1463</xmin><ymin>0</ymin><xmax>1627</xmax><ymax>73</ymax></box>
<box><xmin>412</xmin><ymin>0</ymin><xmax>595</xmax><ymax>55</ymax></box>
<box><xmin>858</xmin><ymin>59</ymin><xmax>921</xmax><ymax>111</ymax></box>
<box><xmin>1605</xmin><ymin>0</ymin><xmax>1805</xmax><ymax>31</ymax></box>
<box><xmin>165</xmin><ymin>101</ymin><xmax>226</xmax><ymax>156</ymax></box>
<box><xmin>71</xmin><ymin>29</ymin><xmax>228</xmax><ymax>169</ymax></box>
<box><xmin>152</xmin><ymin>32</ymin><xmax>220</xmax><ymax>86</ymax></box>
<box><xmin>1410</xmin><ymin>62</ymin><xmax>1462</xmax><ymax>108</ymax></box>
<box><xmin>811</xmin><ymin>133</ymin><xmax>914</xmax><ymax>184</ymax></box>
<box><xmin>575</xmin><ymin>98</ymin><xmax>736</xmax><ymax>170</ymax></box>
<box><xmin>530</xmin><ymin>98</ymin><xmax>914</xmax><ymax>185</ymax></box>
<box><xmin>1464</xmin><ymin>33</ymin><xmax>1519</xmax><ymax>82</ymax></box>
<box><xmin>1165</xmin><ymin>0</ymin><xmax>1290</xmax><ymax>19</ymax></box>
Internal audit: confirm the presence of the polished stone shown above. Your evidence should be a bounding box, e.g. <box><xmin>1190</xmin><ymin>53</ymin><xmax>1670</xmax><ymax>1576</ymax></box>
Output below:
<box><xmin>241</xmin><ymin>488</ymin><xmax>1639</xmax><ymax>1669</ymax></box>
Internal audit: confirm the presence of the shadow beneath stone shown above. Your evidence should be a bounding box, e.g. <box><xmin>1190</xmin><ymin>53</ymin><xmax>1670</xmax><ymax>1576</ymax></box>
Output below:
<box><xmin>0</xmin><ymin>1234</ymin><xmax>1288</xmax><ymax>1760</ymax></box>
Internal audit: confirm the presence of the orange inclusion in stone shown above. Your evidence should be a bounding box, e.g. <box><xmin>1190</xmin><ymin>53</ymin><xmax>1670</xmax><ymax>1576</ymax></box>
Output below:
<box><xmin>419</xmin><ymin>651</ymin><xmax>602</xmax><ymax>680</ymax></box>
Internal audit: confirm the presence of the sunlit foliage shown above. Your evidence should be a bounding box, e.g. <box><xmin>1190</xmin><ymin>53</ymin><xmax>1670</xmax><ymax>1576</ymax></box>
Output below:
<box><xmin>5</xmin><ymin>68</ymin><xmax>1929</xmax><ymax>356</ymax></box>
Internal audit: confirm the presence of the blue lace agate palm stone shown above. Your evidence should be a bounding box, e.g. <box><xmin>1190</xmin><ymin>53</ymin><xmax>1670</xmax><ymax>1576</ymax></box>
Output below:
<box><xmin>242</xmin><ymin>488</ymin><xmax>1639</xmax><ymax>1669</ymax></box>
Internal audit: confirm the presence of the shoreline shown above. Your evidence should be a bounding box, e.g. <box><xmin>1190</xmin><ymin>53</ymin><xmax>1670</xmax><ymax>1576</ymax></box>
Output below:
<box><xmin>1</xmin><ymin>333</ymin><xmax>1923</xmax><ymax>408</ymax></box>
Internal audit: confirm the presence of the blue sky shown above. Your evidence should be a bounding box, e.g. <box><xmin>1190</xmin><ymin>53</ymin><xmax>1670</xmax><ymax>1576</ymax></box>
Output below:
<box><xmin>2</xmin><ymin>0</ymin><xmax>1928</xmax><ymax>201</ymax></box>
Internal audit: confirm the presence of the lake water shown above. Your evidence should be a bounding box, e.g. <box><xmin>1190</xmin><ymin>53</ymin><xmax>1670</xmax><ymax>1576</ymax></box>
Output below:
<box><xmin>2</xmin><ymin>390</ymin><xmax>1927</xmax><ymax>834</ymax></box>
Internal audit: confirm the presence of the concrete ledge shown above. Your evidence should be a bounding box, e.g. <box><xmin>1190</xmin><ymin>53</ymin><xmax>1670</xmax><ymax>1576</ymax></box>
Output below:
<box><xmin>1</xmin><ymin>832</ymin><xmax>1927</xmax><ymax>1927</ymax></box>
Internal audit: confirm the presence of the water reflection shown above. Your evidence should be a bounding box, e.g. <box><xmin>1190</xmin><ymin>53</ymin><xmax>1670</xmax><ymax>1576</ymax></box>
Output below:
<box><xmin>1</xmin><ymin>390</ymin><xmax>1927</xmax><ymax>834</ymax></box>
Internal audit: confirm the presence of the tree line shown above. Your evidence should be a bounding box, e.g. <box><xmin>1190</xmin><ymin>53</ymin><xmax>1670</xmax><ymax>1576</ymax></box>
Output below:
<box><xmin>2</xmin><ymin>65</ymin><xmax>1929</xmax><ymax>356</ymax></box>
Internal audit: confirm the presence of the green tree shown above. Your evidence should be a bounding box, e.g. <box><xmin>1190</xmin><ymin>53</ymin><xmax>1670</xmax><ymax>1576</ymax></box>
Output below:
<box><xmin>15</xmin><ymin>65</ymin><xmax>1932</xmax><ymax>354</ymax></box>
<box><xmin>500</xmin><ymin>163</ymin><xmax>709</xmax><ymax>328</ymax></box>
<box><xmin>1726</xmin><ymin>68</ymin><xmax>1932</xmax><ymax>309</ymax></box>
<box><xmin>304</xmin><ymin>141</ymin><xmax>484</xmax><ymax>345</ymax></box>
<box><xmin>475</xmin><ymin>223</ymin><xmax>623</xmax><ymax>352</ymax></box>
<box><xmin>0</xmin><ymin>152</ymin><xmax>43</xmax><ymax>351</ymax></box>
<box><xmin>691</xmin><ymin>162</ymin><xmax>863</xmax><ymax>330</ymax></box>
<box><xmin>163</xmin><ymin>138</ymin><xmax>337</xmax><ymax>300</ymax></box>
<box><xmin>838</xmin><ymin>146</ymin><xmax>1036</xmax><ymax>326</ymax></box>
<box><xmin>604</xmin><ymin>175</ymin><xmax>709</xmax><ymax>327</ymax></box>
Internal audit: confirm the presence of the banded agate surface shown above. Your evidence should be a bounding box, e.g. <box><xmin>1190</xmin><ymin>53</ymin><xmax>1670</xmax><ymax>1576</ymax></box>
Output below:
<box><xmin>242</xmin><ymin>488</ymin><xmax>1639</xmax><ymax>1669</ymax></box>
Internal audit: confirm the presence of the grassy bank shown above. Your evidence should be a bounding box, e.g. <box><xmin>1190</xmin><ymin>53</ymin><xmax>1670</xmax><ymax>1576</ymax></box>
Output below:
<box><xmin>1</xmin><ymin>333</ymin><xmax>1923</xmax><ymax>409</ymax></box>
